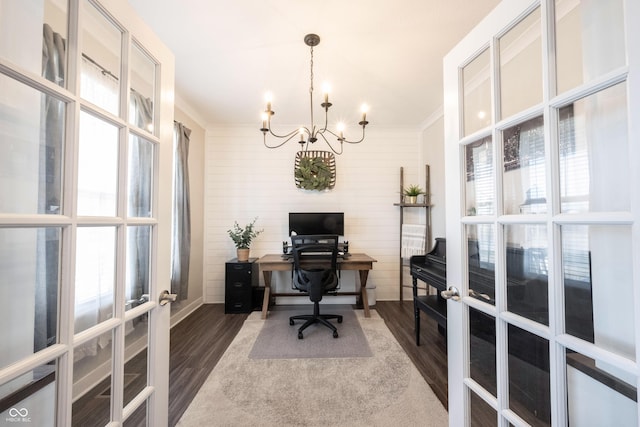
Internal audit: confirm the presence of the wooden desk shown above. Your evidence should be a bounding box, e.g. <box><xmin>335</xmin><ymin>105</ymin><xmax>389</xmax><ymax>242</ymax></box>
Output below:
<box><xmin>256</xmin><ymin>253</ymin><xmax>377</xmax><ymax>319</ymax></box>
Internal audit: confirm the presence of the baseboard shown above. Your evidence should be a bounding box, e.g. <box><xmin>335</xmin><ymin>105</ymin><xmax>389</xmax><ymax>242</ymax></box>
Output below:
<box><xmin>170</xmin><ymin>297</ymin><xmax>204</xmax><ymax>328</ymax></box>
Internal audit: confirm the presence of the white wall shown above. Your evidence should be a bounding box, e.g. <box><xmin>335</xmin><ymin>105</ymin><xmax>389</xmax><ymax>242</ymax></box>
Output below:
<box><xmin>204</xmin><ymin>125</ymin><xmax>424</xmax><ymax>303</ymax></box>
<box><xmin>422</xmin><ymin>112</ymin><xmax>446</xmax><ymax>242</ymax></box>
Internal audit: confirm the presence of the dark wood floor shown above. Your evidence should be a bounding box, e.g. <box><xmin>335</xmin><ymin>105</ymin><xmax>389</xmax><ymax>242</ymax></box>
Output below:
<box><xmin>73</xmin><ymin>301</ymin><xmax>449</xmax><ymax>426</ymax></box>
<box><xmin>376</xmin><ymin>300</ymin><xmax>449</xmax><ymax>408</ymax></box>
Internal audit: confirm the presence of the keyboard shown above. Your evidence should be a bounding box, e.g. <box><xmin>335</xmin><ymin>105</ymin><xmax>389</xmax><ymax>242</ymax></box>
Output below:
<box><xmin>281</xmin><ymin>251</ymin><xmax>350</xmax><ymax>259</ymax></box>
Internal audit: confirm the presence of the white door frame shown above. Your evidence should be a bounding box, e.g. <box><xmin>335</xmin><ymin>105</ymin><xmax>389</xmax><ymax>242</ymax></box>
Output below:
<box><xmin>0</xmin><ymin>0</ymin><xmax>174</xmax><ymax>425</ymax></box>
<box><xmin>444</xmin><ymin>0</ymin><xmax>640</xmax><ymax>425</ymax></box>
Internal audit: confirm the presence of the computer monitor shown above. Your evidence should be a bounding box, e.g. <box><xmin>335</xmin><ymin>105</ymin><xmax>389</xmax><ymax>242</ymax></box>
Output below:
<box><xmin>288</xmin><ymin>212</ymin><xmax>344</xmax><ymax>237</ymax></box>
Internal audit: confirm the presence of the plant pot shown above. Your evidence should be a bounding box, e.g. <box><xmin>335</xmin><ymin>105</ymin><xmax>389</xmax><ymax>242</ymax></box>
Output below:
<box><xmin>237</xmin><ymin>248</ymin><xmax>250</xmax><ymax>262</ymax></box>
<box><xmin>405</xmin><ymin>195</ymin><xmax>418</xmax><ymax>204</ymax></box>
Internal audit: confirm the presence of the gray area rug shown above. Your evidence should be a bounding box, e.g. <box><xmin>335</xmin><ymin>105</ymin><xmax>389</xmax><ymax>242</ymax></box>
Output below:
<box><xmin>177</xmin><ymin>308</ymin><xmax>448</xmax><ymax>426</ymax></box>
<box><xmin>249</xmin><ymin>305</ymin><xmax>373</xmax><ymax>359</ymax></box>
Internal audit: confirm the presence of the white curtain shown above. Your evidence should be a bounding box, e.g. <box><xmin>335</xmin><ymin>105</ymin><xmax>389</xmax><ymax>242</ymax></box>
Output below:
<box><xmin>74</xmin><ymin>57</ymin><xmax>119</xmax><ymax>361</ymax></box>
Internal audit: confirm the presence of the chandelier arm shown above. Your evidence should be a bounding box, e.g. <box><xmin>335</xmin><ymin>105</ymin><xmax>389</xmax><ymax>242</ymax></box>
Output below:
<box><xmin>343</xmin><ymin>126</ymin><xmax>367</xmax><ymax>144</ymax></box>
<box><xmin>318</xmin><ymin>107</ymin><xmax>329</xmax><ymax>134</ymax></box>
<box><xmin>321</xmin><ymin>128</ymin><xmax>339</xmax><ymax>138</ymax></box>
<box><xmin>263</xmin><ymin>131</ymin><xmax>300</xmax><ymax>149</ymax></box>
<box><xmin>320</xmin><ymin>126</ymin><xmax>366</xmax><ymax>145</ymax></box>
<box><xmin>316</xmin><ymin>131</ymin><xmax>343</xmax><ymax>155</ymax></box>
<box><xmin>267</xmin><ymin>126</ymin><xmax>300</xmax><ymax>140</ymax></box>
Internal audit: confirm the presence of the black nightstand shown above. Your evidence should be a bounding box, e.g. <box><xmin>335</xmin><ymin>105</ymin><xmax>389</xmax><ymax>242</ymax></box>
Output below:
<box><xmin>225</xmin><ymin>258</ymin><xmax>259</xmax><ymax>313</ymax></box>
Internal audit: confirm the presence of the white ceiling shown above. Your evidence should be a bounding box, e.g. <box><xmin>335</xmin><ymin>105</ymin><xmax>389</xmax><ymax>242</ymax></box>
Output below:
<box><xmin>128</xmin><ymin>0</ymin><xmax>500</xmax><ymax>129</ymax></box>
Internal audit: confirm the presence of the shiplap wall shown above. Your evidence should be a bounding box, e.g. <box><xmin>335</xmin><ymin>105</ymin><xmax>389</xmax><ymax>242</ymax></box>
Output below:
<box><xmin>204</xmin><ymin>125</ymin><xmax>427</xmax><ymax>303</ymax></box>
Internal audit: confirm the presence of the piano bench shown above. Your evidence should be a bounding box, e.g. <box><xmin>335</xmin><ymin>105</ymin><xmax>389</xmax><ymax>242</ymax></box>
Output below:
<box><xmin>414</xmin><ymin>294</ymin><xmax>447</xmax><ymax>346</ymax></box>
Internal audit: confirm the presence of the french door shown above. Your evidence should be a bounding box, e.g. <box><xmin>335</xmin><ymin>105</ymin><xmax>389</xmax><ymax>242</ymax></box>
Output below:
<box><xmin>0</xmin><ymin>0</ymin><xmax>174</xmax><ymax>425</ymax></box>
<box><xmin>444</xmin><ymin>0</ymin><xmax>640</xmax><ymax>425</ymax></box>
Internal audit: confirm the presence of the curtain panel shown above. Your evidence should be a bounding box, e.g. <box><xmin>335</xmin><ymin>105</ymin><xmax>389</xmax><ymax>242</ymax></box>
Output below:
<box><xmin>171</xmin><ymin>122</ymin><xmax>191</xmax><ymax>300</ymax></box>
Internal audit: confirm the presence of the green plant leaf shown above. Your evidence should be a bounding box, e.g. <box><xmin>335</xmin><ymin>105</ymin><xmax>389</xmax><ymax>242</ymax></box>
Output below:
<box><xmin>227</xmin><ymin>217</ymin><xmax>263</xmax><ymax>249</ymax></box>
<box><xmin>295</xmin><ymin>156</ymin><xmax>333</xmax><ymax>191</ymax></box>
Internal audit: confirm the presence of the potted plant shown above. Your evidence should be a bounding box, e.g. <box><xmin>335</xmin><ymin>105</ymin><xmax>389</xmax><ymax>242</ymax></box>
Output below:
<box><xmin>403</xmin><ymin>184</ymin><xmax>424</xmax><ymax>204</ymax></box>
<box><xmin>227</xmin><ymin>217</ymin><xmax>263</xmax><ymax>261</ymax></box>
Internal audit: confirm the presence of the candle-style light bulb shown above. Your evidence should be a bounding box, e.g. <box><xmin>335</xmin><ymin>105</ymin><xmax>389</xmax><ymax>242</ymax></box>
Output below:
<box><xmin>360</xmin><ymin>103</ymin><xmax>369</xmax><ymax>122</ymax></box>
<box><xmin>261</xmin><ymin>112</ymin><xmax>268</xmax><ymax>129</ymax></box>
<box><xmin>299</xmin><ymin>128</ymin><xmax>305</xmax><ymax>142</ymax></box>
<box><xmin>265</xmin><ymin>92</ymin><xmax>273</xmax><ymax>112</ymax></box>
<box><xmin>322</xmin><ymin>82</ymin><xmax>331</xmax><ymax>104</ymax></box>
<box><xmin>337</xmin><ymin>122</ymin><xmax>345</xmax><ymax>140</ymax></box>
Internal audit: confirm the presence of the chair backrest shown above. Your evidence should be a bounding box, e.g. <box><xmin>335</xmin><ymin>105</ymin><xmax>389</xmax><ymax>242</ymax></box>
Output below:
<box><xmin>290</xmin><ymin>235</ymin><xmax>339</xmax><ymax>299</ymax></box>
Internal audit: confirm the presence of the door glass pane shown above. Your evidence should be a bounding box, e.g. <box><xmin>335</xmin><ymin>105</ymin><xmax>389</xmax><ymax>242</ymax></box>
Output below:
<box><xmin>124</xmin><ymin>399</ymin><xmax>147</xmax><ymax>426</ymax></box>
<box><xmin>73</xmin><ymin>330</ymin><xmax>113</xmax><ymax>426</ymax></box>
<box><xmin>0</xmin><ymin>228</ymin><xmax>60</xmax><ymax>370</ymax></box>
<box><xmin>505</xmin><ymin>224</ymin><xmax>548</xmax><ymax>325</ymax></box>
<box><xmin>128</xmin><ymin>135</ymin><xmax>154</xmax><ymax>218</ymax></box>
<box><xmin>0</xmin><ymin>74</ymin><xmax>66</xmax><ymax>215</ymax></box>
<box><xmin>43</xmin><ymin>0</ymin><xmax>68</xmax><ymax>88</ymax></box>
<box><xmin>503</xmin><ymin>115</ymin><xmax>546</xmax><ymax>215</ymax></box>
<box><xmin>468</xmin><ymin>224</ymin><xmax>495</xmax><ymax>305</ymax></box>
<box><xmin>499</xmin><ymin>8</ymin><xmax>542</xmax><ymax>119</ymax></box>
<box><xmin>81</xmin><ymin>1</ymin><xmax>122</xmax><ymax>115</ymax></box>
<box><xmin>566</xmin><ymin>350</ymin><xmax>637</xmax><ymax>426</ymax></box>
<box><xmin>508</xmin><ymin>324</ymin><xmax>551</xmax><ymax>426</ymax></box>
<box><xmin>0</xmin><ymin>0</ymin><xmax>67</xmax><ymax>87</ymax></box>
<box><xmin>463</xmin><ymin>49</ymin><xmax>491</xmax><ymax>136</ymax></box>
<box><xmin>470</xmin><ymin>390</ymin><xmax>497</xmax><ymax>427</ymax></box>
<box><xmin>470</xmin><ymin>307</ymin><xmax>496</xmax><ymax>396</ymax></box>
<box><xmin>0</xmin><ymin>361</ymin><xmax>57</xmax><ymax>424</ymax></box>
<box><xmin>558</xmin><ymin>83</ymin><xmax>629</xmax><ymax>213</ymax></box>
<box><xmin>124</xmin><ymin>313</ymin><xmax>148</xmax><ymax>407</ymax></box>
<box><xmin>130</xmin><ymin>42</ymin><xmax>156</xmax><ymax>134</ymax></box>
<box><xmin>561</xmin><ymin>225</ymin><xmax>634</xmax><ymax>360</ymax></box>
<box><xmin>126</xmin><ymin>226</ymin><xmax>151</xmax><ymax>310</ymax></box>
<box><xmin>465</xmin><ymin>136</ymin><xmax>494</xmax><ymax>216</ymax></box>
<box><xmin>555</xmin><ymin>0</ymin><xmax>626</xmax><ymax>94</ymax></box>
<box><xmin>77</xmin><ymin>111</ymin><xmax>119</xmax><ymax>216</ymax></box>
<box><xmin>75</xmin><ymin>227</ymin><xmax>116</xmax><ymax>334</ymax></box>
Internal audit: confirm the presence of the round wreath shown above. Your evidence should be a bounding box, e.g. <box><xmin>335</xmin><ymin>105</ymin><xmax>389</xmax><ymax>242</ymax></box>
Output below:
<box><xmin>294</xmin><ymin>156</ymin><xmax>334</xmax><ymax>190</ymax></box>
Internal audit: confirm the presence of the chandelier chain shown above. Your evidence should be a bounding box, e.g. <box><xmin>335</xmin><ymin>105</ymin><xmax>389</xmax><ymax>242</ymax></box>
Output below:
<box><xmin>310</xmin><ymin>45</ymin><xmax>314</xmax><ymax>94</ymax></box>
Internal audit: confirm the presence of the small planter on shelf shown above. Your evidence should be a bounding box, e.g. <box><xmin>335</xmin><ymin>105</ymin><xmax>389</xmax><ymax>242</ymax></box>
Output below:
<box><xmin>403</xmin><ymin>184</ymin><xmax>424</xmax><ymax>204</ymax></box>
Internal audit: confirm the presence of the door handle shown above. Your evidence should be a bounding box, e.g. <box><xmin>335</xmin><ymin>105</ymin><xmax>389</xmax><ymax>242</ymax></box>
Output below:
<box><xmin>469</xmin><ymin>289</ymin><xmax>492</xmax><ymax>302</ymax></box>
<box><xmin>441</xmin><ymin>286</ymin><xmax>460</xmax><ymax>301</ymax></box>
<box><xmin>159</xmin><ymin>290</ymin><xmax>177</xmax><ymax>306</ymax></box>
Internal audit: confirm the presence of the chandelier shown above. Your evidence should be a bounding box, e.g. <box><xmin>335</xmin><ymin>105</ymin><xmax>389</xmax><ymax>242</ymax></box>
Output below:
<box><xmin>260</xmin><ymin>34</ymin><xmax>369</xmax><ymax>155</ymax></box>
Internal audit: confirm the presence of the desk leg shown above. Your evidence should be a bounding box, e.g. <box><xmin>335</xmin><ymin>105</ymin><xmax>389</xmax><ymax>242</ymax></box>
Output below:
<box><xmin>359</xmin><ymin>270</ymin><xmax>371</xmax><ymax>318</ymax></box>
<box><xmin>261</xmin><ymin>271</ymin><xmax>272</xmax><ymax>319</ymax></box>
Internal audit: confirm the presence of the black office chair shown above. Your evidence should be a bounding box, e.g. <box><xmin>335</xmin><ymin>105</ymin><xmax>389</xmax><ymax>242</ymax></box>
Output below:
<box><xmin>289</xmin><ymin>235</ymin><xmax>342</xmax><ymax>339</ymax></box>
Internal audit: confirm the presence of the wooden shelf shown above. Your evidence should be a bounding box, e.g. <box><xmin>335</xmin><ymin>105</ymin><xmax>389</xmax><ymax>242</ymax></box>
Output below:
<box><xmin>393</xmin><ymin>203</ymin><xmax>430</xmax><ymax>207</ymax></box>
<box><xmin>396</xmin><ymin>165</ymin><xmax>431</xmax><ymax>302</ymax></box>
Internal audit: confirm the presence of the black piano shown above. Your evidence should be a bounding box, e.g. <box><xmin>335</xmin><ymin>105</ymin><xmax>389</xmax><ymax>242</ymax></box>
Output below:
<box><xmin>410</xmin><ymin>237</ymin><xmax>594</xmax><ymax>345</ymax></box>
<box><xmin>410</xmin><ymin>238</ymin><xmax>447</xmax><ymax>344</ymax></box>
<box><xmin>410</xmin><ymin>237</ymin><xmax>598</xmax><ymax>425</ymax></box>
